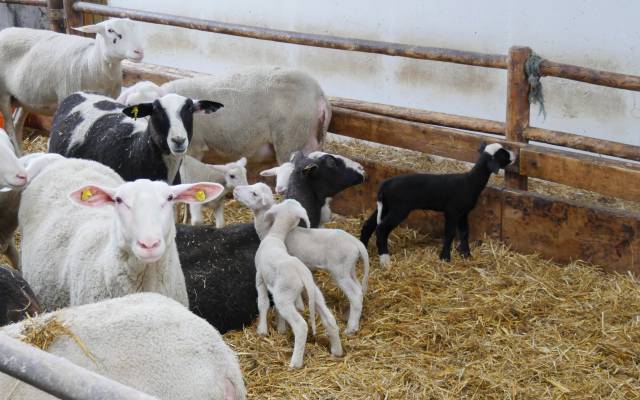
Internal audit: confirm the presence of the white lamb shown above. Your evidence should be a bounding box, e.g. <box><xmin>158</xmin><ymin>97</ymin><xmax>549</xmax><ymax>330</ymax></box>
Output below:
<box><xmin>180</xmin><ymin>155</ymin><xmax>248</xmax><ymax>227</ymax></box>
<box><xmin>235</xmin><ymin>183</ymin><xmax>369</xmax><ymax>334</ymax></box>
<box><xmin>254</xmin><ymin>199</ymin><xmax>343</xmax><ymax>368</ymax></box>
<box><xmin>19</xmin><ymin>157</ymin><xmax>223</xmax><ymax>310</ymax></box>
<box><xmin>0</xmin><ymin>18</ymin><xmax>143</xmax><ymax>152</ymax></box>
<box><xmin>0</xmin><ymin>129</ymin><xmax>27</xmax><ymax>190</ymax></box>
<box><xmin>0</xmin><ymin>293</ymin><xmax>246</xmax><ymax>400</ymax></box>
<box><xmin>117</xmin><ymin>80</ymin><xmax>166</xmax><ymax>105</ymax></box>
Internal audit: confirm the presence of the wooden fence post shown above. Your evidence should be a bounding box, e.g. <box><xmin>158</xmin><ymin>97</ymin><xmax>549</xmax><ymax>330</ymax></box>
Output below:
<box><xmin>505</xmin><ymin>46</ymin><xmax>532</xmax><ymax>190</ymax></box>
<box><xmin>62</xmin><ymin>0</ymin><xmax>83</xmax><ymax>35</ymax></box>
<box><xmin>46</xmin><ymin>0</ymin><xmax>64</xmax><ymax>32</ymax></box>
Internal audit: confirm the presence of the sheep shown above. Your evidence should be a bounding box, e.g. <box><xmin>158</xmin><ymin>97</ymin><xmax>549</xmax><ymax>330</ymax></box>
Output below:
<box><xmin>152</xmin><ymin>67</ymin><xmax>330</xmax><ymax>165</ymax></box>
<box><xmin>234</xmin><ymin>182</ymin><xmax>369</xmax><ymax>334</ymax></box>
<box><xmin>0</xmin><ymin>129</ymin><xmax>27</xmax><ymax>190</ymax></box>
<box><xmin>117</xmin><ymin>80</ymin><xmax>166</xmax><ymax>105</ymax></box>
<box><xmin>259</xmin><ymin>161</ymin><xmax>293</xmax><ymax>195</ymax></box>
<box><xmin>180</xmin><ymin>155</ymin><xmax>248</xmax><ymax>227</ymax></box>
<box><xmin>176</xmin><ymin>222</ymin><xmax>260</xmax><ymax>333</ymax></box>
<box><xmin>254</xmin><ymin>199</ymin><xmax>343</xmax><ymax>368</ymax></box>
<box><xmin>361</xmin><ymin>143</ymin><xmax>516</xmax><ymax>265</ymax></box>
<box><xmin>0</xmin><ymin>18</ymin><xmax>144</xmax><ymax>153</ymax></box>
<box><xmin>285</xmin><ymin>151</ymin><xmax>366</xmax><ymax>228</ymax></box>
<box><xmin>19</xmin><ymin>157</ymin><xmax>224</xmax><ymax>310</ymax></box>
<box><xmin>48</xmin><ymin>91</ymin><xmax>223</xmax><ymax>184</ymax></box>
<box><xmin>0</xmin><ymin>152</ymin><xmax>64</xmax><ymax>268</ymax></box>
<box><xmin>0</xmin><ymin>265</ymin><xmax>42</xmax><ymax>326</ymax></box>
<box><xmin>0</xmin><ymin>293</ymin><xmax>246</xmax><ymax>399</ymax></box>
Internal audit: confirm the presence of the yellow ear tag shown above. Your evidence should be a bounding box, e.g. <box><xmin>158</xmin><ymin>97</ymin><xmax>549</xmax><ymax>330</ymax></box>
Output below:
<box><xmin>195</xmin><ymin>190</ymin><xmax>206</xmax><ymax>202</ymax></box>
<box><xmin>131</xmin><ymin>106</ymin><xmax>139</xmax><ymax>120</ymax></box>
<box><xmin>81</xmin><ymin>188</ymin><xmax>93</xmax><ymax>201</ymax></box>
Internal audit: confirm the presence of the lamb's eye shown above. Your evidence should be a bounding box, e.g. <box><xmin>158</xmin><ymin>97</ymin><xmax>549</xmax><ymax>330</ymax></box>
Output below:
<box><xmin>115</xmin><ymin>197</ymin><xmax>122</xmax><ymax>204</ymax></box>
<box><xmin>230</xmin><ymin>174</ymin><xmax>236</xmax><ymax>179</ymax></box>
<box><xmin>252</xmin><ymin>192</ymin><xmax>257</xmax><ymax>197</ymax></box>
<box><xmin>107</xmin><ymin>28</ymin><xmax>114</xmax><ymax>33</ymax></box>
<box><xmin>167</xmin><ymin>194</ymin><xmax>174</xmax><ymax>201</ymax></box>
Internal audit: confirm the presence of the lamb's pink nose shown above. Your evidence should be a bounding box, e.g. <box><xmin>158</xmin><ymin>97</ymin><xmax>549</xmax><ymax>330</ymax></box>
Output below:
<box><xmin>15</xmin><ymin>173</ymin><xmax>27</xmax><ymax>184</ymax></box>
<box><xmin>137</xmin><ymin>239</ymin><xmax>160</xmax><ymax>250</ymax></box>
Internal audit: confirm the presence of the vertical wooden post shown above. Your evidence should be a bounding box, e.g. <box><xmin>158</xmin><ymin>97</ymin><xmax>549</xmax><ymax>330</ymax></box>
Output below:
<box><xmin>505</xmin><ymin>46</ymin><xmax>532</xmax><ymax>190</ymax></box>
<box><xmin>62</xmin><ymin>0</ymin><xmax>83</xmax><ymax>35</ymax></box>
<box><xmin>46</xmin><ymin>0</ymin><xmax>64</xmax><ymax>32</ymax></box>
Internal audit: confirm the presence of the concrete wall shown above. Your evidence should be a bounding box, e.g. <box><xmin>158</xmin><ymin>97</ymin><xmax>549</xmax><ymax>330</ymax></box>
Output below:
<box><xmin>0</xmin><ymin>3</ymin><xmax>46</xmax><ymax>30</ymax></box>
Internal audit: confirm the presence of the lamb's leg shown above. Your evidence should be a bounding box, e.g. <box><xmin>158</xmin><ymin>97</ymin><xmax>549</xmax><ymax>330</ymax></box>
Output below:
<box><xmin>313</xmin><ymin>287</ymin><xmax>343</xmax><ymax>357</ymax></box>
<box><xmin>13</xmin><ymin>107</ymin><xmax>27</xmax><ymax>153</ymax></box>
<box><xmin>332</xmin><ymin>269</ymin><xmax>363</xmax><ymax>335</ymax></box>
<box><xmin>375</xmin><ymin>209</ymin><xmax>409</xmax><ymax>267</ymax></box>
<box><xmin>276</xmin><ymin>310</ymin><xmax>287</xmax><ymax>333</ymax></box>
<box><xmin>189</xmin><ymin>203</ymin><xmax>204</xmax><ymax>226</ymax></box>
<box><xmin>360</xmin><ymin>210</ymin><xmax>378</xmax><ymax>247</ymax></box>
<box><xmin>0</xmin><ymin>95</ymin><xmax>20</xmax><ymax>155</ymax></box>
<box><xmin>6</xmin><ymin>238</ymin><xmax>20</xmax><ymax>270</ymax></box>
<box><xmin>274</xmin><ymin>300</ymin><xmax>308</xmax><ymax>368</ymax></box>
<box><xmin>256</xmin><ymin>274</ymin><xmax>270</xmax><ymax>336</ymax></box>
<box><xmin>456</xmin><ymin>213</ymin><xmax>471</xmax><ymax>258</ymax></box>
<box><xmin>181</xmin><ymin>204</ymin><xmax>190</xmax><ymax>224</ymax></box>
<box><xmin>440</xmin><ymin>213</ymin><xmax>459</xmax><ymax>262</ymax></box>
<box><xmin>214</xmin><ymin>203</ymin><xmax>225</xmax><ymax>228</ymax></box>
<box><xmin>295</xmin><ymin>295</ymin><xmax>304</xmax><ymax>311</ymax></box>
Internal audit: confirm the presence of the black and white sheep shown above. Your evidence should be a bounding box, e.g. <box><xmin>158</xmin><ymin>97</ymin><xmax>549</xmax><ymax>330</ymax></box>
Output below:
<box><xmin>48</xmin><ymin>92</ymin><xmax>223</xmax><ymax>184</ymax></box>
<box><xmin>0</xmin><ymin>265</ymin><xmax>42</xmax><ymax>326</ymax></box>
<box><xmin>0</xmin><ymin>18</ymin><xmax>143</xmax><ymax>153</ymax></box>
<box><xmin>361</xmin><ymin>143</ymin><xmax>515</xmax><ymax>264</ymax></box>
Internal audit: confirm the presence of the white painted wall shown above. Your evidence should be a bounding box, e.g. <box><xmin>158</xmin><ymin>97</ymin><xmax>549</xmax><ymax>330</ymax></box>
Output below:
<box><xmin>110</xmin><ymin>0</ymin><xmax>640</xmax><ymax>145</ymax></box>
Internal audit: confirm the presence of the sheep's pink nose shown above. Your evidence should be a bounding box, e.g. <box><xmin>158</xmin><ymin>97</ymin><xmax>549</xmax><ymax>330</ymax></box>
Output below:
<box><xmin>275</xmin><ymin>186</ymin><xmax>285</xmax><ymax>194</ymax></box>
<box><xmin>137</xmin><ymin>239</ymin><xmax>160</xmax><ymax>250</ymax></box>
<box><xmin>15</xmin><ymin>173</ymin><xmax>27</xmax><ymax>184</ymax></box>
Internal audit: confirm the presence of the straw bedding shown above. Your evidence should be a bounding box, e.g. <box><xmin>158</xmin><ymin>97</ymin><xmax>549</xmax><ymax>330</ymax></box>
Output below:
<box><xmin>4</xmin><ymin>133</ymin><xmax>640</xmax><ymax>398</ymax></box>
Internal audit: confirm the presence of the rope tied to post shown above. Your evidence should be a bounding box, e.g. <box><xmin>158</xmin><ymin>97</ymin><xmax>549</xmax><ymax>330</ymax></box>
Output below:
<box><xmin>525</xmin><ymin>54</ymin><xmax>546</xmax><ymax>119</ymax></box>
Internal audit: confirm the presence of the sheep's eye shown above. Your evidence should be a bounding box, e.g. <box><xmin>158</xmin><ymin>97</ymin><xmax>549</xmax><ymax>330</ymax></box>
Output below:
<box><xmin>252</xmin><ymin>192</ymin><xmax>257</xmax><ymax>197</ymax></box>
<box><xmin>230</xmin><ymin>174</ymin><xmax>236</xmax><ymax>179</ymax></box>
<box><xmin>115</xmin><ymin>197</ymin><xmax>122</xmax><ymax>204</ymax></box>
<box><xmin>167</xmin><ymin>194</ymin><xmax>174</xmax><ymax>201</ymax></box>
<box><xmin>107</xmin><ymin>28</ymin><xmax>114</xmax><ymax>33</ymax></box>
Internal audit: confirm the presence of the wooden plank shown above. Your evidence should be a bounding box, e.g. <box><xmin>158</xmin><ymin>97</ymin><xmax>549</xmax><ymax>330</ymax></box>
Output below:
<box><xmin>122</xmin><ymin>61</ymin><xmax>199</xmax><ymax>86</ymax></box>
<box><xmin>330</xmin><ymin>97</ymin><xmax>505</xmax><ymax>136</ymax></box>
<box><xmin>520</xmin><ymin>145</ymin><xmax>640</xmax><ymax>202</ymax></box>
<box><xmin>46</xmin><ymin>0</ymin><xmax>65</xmax><ymax>33</ymax></box>
<box><xmin>505</xmin><ymin>46</ymin><xmax>531</xmax><ymax>190</ymax></box>
<box><xmin>62</xmin><ymin>0</ymin><xmax>83</xmax><ymax>35</ymax></box>
<box><xmin>540</xmin><ymin>60</ymin><xmax>640</xmax><ymax>92</ymax></box>
<box><xmin>502</xmin><ymin>188</ymin><xmax>640</xmax><ymax>275</ymax></box>
<box><xmin>329</xmin><ymin>107</ymin><xmax>521</xmax><ymax>171</ymax></box>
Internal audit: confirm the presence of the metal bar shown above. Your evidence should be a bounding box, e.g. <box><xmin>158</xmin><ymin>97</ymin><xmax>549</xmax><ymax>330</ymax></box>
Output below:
<box><xmin>72</xmin><ymin>2</ymin><xmax>507</xmax><ymax>69</ymax></box>
<box><xmin>540</xmin><ymin>60</ymin><xmax>640</xmax><ymax>92</ymax></box>
<box><xmin>0</xmin><ymin>0</ymin><xmax>46</xmax><ymax>6</ymax></box>
<box><xmin>0</xmin><ymin>334</ymin><xmax>159</xmax><ymax>400</ymax></box>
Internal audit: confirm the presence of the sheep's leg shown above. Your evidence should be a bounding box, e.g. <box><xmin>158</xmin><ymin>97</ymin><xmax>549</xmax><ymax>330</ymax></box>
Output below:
<box><xmin>276</xmin><ymin>310</ymin><xmax>287</xmax><ymax>333</ymax></box>
<box><xmin>332</xmin><ymin>269</ymin><xmax>363</xmax><ymax>335</ymax></box>
<box><xmin>189</xmin><ymin>203</ymin><xmax>204</xmax><ymax>226</ymax></box>
<box><xmin>181</xmin><ymin>204</ymin><xmax>190</xmax><ymax>224</ymax></box>
<box><xmin>375</xmin><ymin>209</ymin><xmax>409</xmax><ymax>267</ymax></box>
<box><xmin>0</xmin><ymin>95</ymin><xmax>20</xmax><ymax>154</ymax></box>
<box><xmin>256</xmin><ymin>274</ymin><xmax>270</xmax><ymax>336</ymax></box>
<box><xmin>360</xmin><ymin>210</ymin><xmax>378</xmax><ymax>247</ymax></box>
<box><xmin>456</xmin><ymin>213</ymin><xmax>471</xmax><ymax>258</ymax></box>
<box><xmin>440</xmin><ymin>213</ymin><xmax>459</xmax><ymax>262</ymax></box>
<box><xmin>6</xmin><ymin>238</ymin><xmax>20</xmax><ymax>270</ymax></box>
<box><xmin>214</xmin><ymin>203</ymin><xmax>225</xmax><ymax>228</ymax></box>
<box><xmin>313</xmin><ymin>287</ymin><xmax>343</xmax><ymax>357</ymax></box>
<box><xmin>274</xmin><ymin>300</ymin><xmax>308</xmax><ymax>368</ymax></box>
<box><xmin>13</xmin><ymin>107</ymin><xmax>27</xmax><ymax>153</ymax></box>
<box><xmin>295</xmin><ymin>295</ymin><xmax>304</xmax><ymax>311</ymax></box>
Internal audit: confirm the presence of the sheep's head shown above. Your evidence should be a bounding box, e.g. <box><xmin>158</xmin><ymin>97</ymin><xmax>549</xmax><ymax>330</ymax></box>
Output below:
<box><xmin>0</xmin><ymin>266</ymin><xmax>43</xmax><ymax>326</ymax></box>
<box><xmin>0</xmin><ymin>129</ymin><xmax>27</xmax><ymax>191</ymax></box>
<box><xmin>122</xmin><ymin>94</ymin><xmax>223</xmax><ymax>156</ymax></box>
<box><xmin>296</xmin><ymin>153</ymin><xmax>366</xmax><ymax>196</ymax></box>
<box><xmin>218</xmin><ymin>157</ymin><xmax>248</xmax><ymax>189</ymax></box>
<box><xmin>69</xmin><ymin>180</ymin><xmax>223</xmax><ymax>263</ymax></box>
<box><xmin>480</xmin><ymin>143</ymin><xmax>516</xmax><ymax>173</ymax></box>
<box><xmin>260</xmin><ymin>162</ymin><xmax>294</xmax><ymax>194</ymax></box>
<box><xmin>233</xmin><ymin>182</ymin><xmax>274</xmax><ymax>211</ymax></box>
<box><xmin>74</xmin><ymin>18</ymin><xmax>144</xmax><ymax>63</ymax></box>
<box><xmin>263</xmin><ymin>199</ymin><xmax>310</xmax><ymax>233</ymax></box>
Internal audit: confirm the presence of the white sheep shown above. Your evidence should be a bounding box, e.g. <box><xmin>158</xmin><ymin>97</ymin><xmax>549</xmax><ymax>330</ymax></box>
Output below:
<box><xmin>235</xmin><ymin>183</ymin><xmax>369</xmax><ymax>334</ymax></box>
<box><xmin>0</xmin><ymin>18</ymin><xmax>143</xmax><ymax>152</ymax></box>
<box><xmin>117</xmin><ymin>80</ymin><xmax>166</xmax><ymax>105</ymax></box>
<box><xmin>0</xmin><ymin>293</ymin><xmax>246</xmax><ymax>399</ymax></box>
<box><xmin>180</xmin><ymin>155</ymin><xmax>248</xmax><ymax>227</ymax></box>
<box><xmin>254</xmin><ymin>199</ymin><xmax>343</xmax><ymax>368</ymax></box>
<box><xmin>0</xmin><ymin>129</ymin><xmax>27</xmax><ymax>190</ymax></box>
<box><xmin>19</xmin><ymin>157</ymin><xmax>224</xmax><ymax>310</ymax></box>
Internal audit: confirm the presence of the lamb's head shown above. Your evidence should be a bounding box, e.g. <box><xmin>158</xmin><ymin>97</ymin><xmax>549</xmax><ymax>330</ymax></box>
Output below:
<box><xmin>122</xmin><ymin>94</ymin><xmax>223</xmax><ymax>156</ymax></box>
<box><xmin>0</xmin><ymin>129</ymin><xmax>27</xmax><ymax>190</ymax></box>
<box><xmin>295</xmin><ymin>152</ymin><xmax>366</xmax><ymax>196</ymax></box>
<box><xmin>0</xmin><ymin>265</ymin><xmax>43</xmax><ymax>326</ymax></box>
<box><xmin>233</xmin><ymin>182</ymin><xmax>275</xmax><ymax>211</ymax></box>
<box><xmin>117</xmin><ymin>81</ymin><xmax>165</xmax><ymax>106</ymax></box>
<box><xmin>259</xmin><ymin>162</ymin><xmax>294</xmax><ymax>194</ymax></box>
<box><xmin>69</xmin><ymin>179</ymin><xmax>223</xmax><ymax>262</ymax></box>
<box><xmin>216</xmin><ymin>157</ymin><xmax>248</xmax><ymax>189</ymax></box>
<box><xmin>263</xmin><ymin>199</ymin><xmax>310</xmax><ymax>234</ymax></box>
<box><xmin>480</xmin><ymin>143</ymin><xmax>516</xmax><ymax>173</ymax></box>
<box><xmin>74</xmin><ymin>18</ymin><xmax>144</xmax><ymax>63</ymax></box>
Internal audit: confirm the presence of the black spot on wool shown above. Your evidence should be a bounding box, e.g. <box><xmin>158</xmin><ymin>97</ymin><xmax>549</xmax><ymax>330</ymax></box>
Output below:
<box><xmin>93</xmin><ymin>100</ymin><xmax>119</xmax><ymax>111</ymax></box>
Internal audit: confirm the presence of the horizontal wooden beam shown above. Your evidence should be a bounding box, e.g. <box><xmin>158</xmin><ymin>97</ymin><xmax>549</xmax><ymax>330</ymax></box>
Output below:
<box><xmin>525</xmin><ymin>126</ymin><xmax>640</xmax><ymax>162</ymax></box>
<box><xmin>74</xmin><ymin>2</ymin><xmax>507</xmax><ymax>69</ymax></box>
<box><xmin>122</xmin><ymin>61</ymin><xmax>198</xmax><ymax>86</ymax></box>
<box><xmin>520</xmin><ymin>145</ymin><xmax>640</xmax><ymax>202</ymax></box>
<box><xmin>330</xmin><ymin>97</ymin><xmax>505</xmax><ymax>136</ymax></box>
<box><xmin>0</xmin><ymin>0</ymin><xmax>46</xmax><ymax>6</ymax></box>
<box><xmin>540</xmin><ymin>60</ymin><xmax>640</xmax><ymax>92</ymax></box>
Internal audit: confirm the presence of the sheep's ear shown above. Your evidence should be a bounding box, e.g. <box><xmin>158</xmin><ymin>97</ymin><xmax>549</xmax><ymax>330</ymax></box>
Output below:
<box><xmin>72</xmin><ymin>23</ymin><xmax>105</xmax><ymax>34</ymax></box>
<box><xmin>478</xmin><ymin>141</ymin><xmax>488</xmax><ymax>153</ymax></box>
<box><xmin>69</xmin><ymin>185</ymin><xmax>116</xmax><ymax>207</ymax></box>
<box><xmin>122</xmin><ymin>103</ymin><xmax>154</xmax><ymax>119</ymax></box>
<box><xmin>302</xmin><ymin>163</ymin><xmax>318</xmax><ymax>176</ymax></box>
<box><xmin>192</xmin><ymin>100</ymin><xmax>223</xmax><ymax>114</ymax></box>
<box><xmin>171</xmin><ymin>182</ymin><xmax>224</xmax><ymax>204</ymax></box>
<box><xmin>237</xmin><ymin>157</ymin><xmax>247</xmax><ymax>167</ymax></box>
<box><xmin>259</xmin><ymin>167</ymin><xmax>277</xmax><ymax>177</ymax></box>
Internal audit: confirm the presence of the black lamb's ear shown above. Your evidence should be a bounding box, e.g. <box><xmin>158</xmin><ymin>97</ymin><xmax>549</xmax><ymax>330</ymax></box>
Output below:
<box><xmin>302</xmin><ymin>163</ymin><xmax>318</xmax><ymax>176</ymax></box>
<box><xmin>122</xmin><ymin>103</ymin><xmax>154</xmax><ymax>119</ymax></box>
<box><xmin>487</xmin><ymin>158</ymin><xmax>501</xmax><ymax>173</ymax></box>
<box><xmin>478</xmin><ymin>141</ymin><xmax>488</xmax><ymax>153</ymax></box>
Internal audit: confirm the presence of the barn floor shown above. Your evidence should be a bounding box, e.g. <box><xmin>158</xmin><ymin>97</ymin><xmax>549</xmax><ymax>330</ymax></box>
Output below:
<box><xmin>5</xmin><ymin>134</ymin><xmax>640</xmax><ymax>399</ymax></box>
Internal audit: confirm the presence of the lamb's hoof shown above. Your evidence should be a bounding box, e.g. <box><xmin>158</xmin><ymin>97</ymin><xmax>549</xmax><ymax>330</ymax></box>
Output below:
<box><xmin>289</xmin><ymin>359</ymin><xmax>303</xmax><ymax>369</ymax></box>
<box><xmin>331</xmin><ymin>346</ymin><xmax>344</xmax><ymax>357</ymax></box>
<box><xmin>277</xmin><ymin>325</ymin><xmax>287</xmax><ymax>334</ymax></box>
<box><xmin>439</xmin><ymin>254</ymin><xmax>451</xmax><ymax>262</ymax></box>
<box><xmin>257</xmin><ymin>326</ymin><xmax>268</xmax><ymax>336</ymax></box>
<box><xmin>344</xmin><ymin>326</ymin><xmax>359</xmax><ymax>336</ymax></box>
<box><xmin>379</xmin><ymin>254</ymin><xmax>391</xmax><ymax>268</ymax></box>
<box><xmin>459</xmin><ymin>251</ymin><xmax>472</xmax><ymax>259</ymax></box>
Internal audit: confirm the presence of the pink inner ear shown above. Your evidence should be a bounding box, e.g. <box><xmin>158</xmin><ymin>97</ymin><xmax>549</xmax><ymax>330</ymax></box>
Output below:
<box><xmin>174</xmin><ymin>183</ymin><xmax>224</xmax><ymax>203</ymax></box>
<box><xmin>69</xmin><ymin>185</ymin><xmax>114</xmax><ymax>207</ymax></box>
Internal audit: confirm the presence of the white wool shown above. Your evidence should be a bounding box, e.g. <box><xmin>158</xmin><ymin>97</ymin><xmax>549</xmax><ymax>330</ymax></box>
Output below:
<box><xmin>0</xmin><ymin>293</ymin><xmax>246</xmax><ymax>400</ymax></box>
<box><xmin>0</xmin><ymin>129</ymin><xmax>26</xmax><ymax>189</ymax></box>
<box><xmin>483</xmin><ymin>143</ymin><xmax>503</xmax><ymax>156</ymax></box>
<box><xmin>19</xmin><ymin>158</ymin><xmax>188</xmax><ymax>310</ymax></box>
<box><xmin>117</xmin><ymin>80</ymin><xmax>165</xmax><ymax>105</ymax></box>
